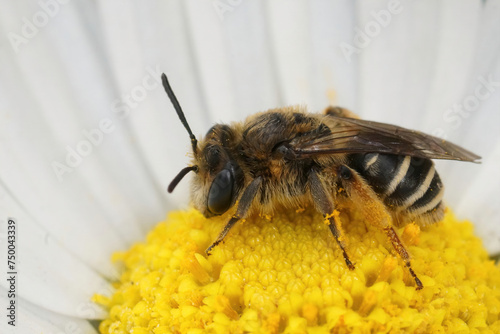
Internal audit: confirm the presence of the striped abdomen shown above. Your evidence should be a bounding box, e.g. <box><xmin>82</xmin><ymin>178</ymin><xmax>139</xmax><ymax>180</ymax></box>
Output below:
<box><xmin>348</xmin><ymin>153</ymin><xmax>444</xmax><ymax>224</ymax></box>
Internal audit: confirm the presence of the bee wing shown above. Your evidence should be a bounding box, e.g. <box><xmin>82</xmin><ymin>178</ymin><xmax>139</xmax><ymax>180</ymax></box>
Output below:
<box><xmin>290</xmin><ymin>115</ymin><xmax>481</xmax><ymax>162</ymax></box>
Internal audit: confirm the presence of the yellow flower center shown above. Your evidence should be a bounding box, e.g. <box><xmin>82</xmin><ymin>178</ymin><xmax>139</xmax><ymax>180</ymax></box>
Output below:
<box><xmin>95</xmin><ymin>208</ymin><xmax>500</xmax><ymax>333</ymax></box>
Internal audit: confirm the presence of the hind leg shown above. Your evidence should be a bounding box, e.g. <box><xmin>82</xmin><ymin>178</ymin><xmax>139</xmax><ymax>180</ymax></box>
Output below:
<box><xmin>338</xmin><ymin>165</ymin><xmax>423</xmax><ymax>290</ymax></box>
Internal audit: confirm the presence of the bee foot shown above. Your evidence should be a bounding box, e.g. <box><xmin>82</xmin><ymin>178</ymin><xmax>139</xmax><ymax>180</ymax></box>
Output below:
<box><xmin>407</xmin><ymin>266</ymin><xmax>423</xmax><ymax>290</ymax></box>
<box><xmin>344</xmin><ymin>255</ymin><xmax>355</xmax><ymax>270</ymax></box>
<box><xmin>205</xmin><ymin>247</ymin><xmax>213</xmax><ymax>257</ymax></box>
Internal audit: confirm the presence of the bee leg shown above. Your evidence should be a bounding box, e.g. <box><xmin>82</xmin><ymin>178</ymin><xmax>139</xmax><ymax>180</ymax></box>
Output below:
<box><xmin>308</xmin><ymin>170</ymin><xmax>355</xmax><ymax>270</ymax></box>
<box><xmin>327</xmin><ymin>214</ymin><xmax>355</xmax><ymax>270</ymax></box>
<box><xmin>384</xmin><ymin>226</ymin><xmax>423</xmax><ymax>290</ymax></box>
<box><xmin>205</xmin><ymin>216</ymin><xmax>239</xmax><ymax>255</ymax></box>
<box><xmin>206</xmin><ymin>177</ymin><xmax>263</xmax><ymax>256</ymax></box>
<box><xmin>340</xmin><ymin>166</ymin><xmax>423</xmax><ymax>290</ymax></box>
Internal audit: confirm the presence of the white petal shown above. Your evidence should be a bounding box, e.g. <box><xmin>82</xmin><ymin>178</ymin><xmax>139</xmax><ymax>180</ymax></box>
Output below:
<box><xmin>0</xmin><ymin>185</ymin><xmax>110</xmax><ymax>319</ymax></box>
<box><xmin>357</xmin><ymin>0</ymin><xmax>441</xmax><ymax>125</ymax></box>
<box><xmin>422</xmin><ymin>0</ymin><xmax>481</xmax><ymax>130</ymax></box>
<box><xmin>183</xmin><ymin>0</ymin><xmax>239</xmax><ymax>122</ymax></box>
<box><xmin>456</xmin><ymin>142</ymin><xmax>500</xmax><ymax>254</ymax></box>
<box><xmin>95</xmin><ymin>0</ymin><xmax>217</xmax><ymax>208</ymax></box>
<box><xmin>211</xmin><ymin>0</ymin><xmax>283</xmax><ymax>114</ymax></box>
<box><xmin>0</xmin><ymin>1</ymin><xmax>168</xmax><ymax>262</ymax></box>
<box><xmin>42</xmin><ymin>1</ymin><xmax>169</xmax><ymax>229</ymax></box>
<box><xmin>0</xmin><ymin>81</ymin><xmax>125</xmax><ymax>278</ymax></box>
<box><xmin>309</xmin><ymin>0</ymin><xmax>358</xmax><ymax>111</ymax></box>
<box><xmin>0</xmin><ymin>287</ymin><xmax>97</xmax><ymax>333</ymax></box>
<box><xmin>266</xmin><ymin>1</ymin><xmax>313</xmax><ymax>106</ymax></box>
<box><xmin>433</xmin><ymin>1</ymin><xmax>500</xmax><ymax>253</ymax></box>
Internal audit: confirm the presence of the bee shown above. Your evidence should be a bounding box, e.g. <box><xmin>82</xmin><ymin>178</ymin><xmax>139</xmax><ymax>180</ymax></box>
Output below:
<box><xmin>162</xmin><ymin>73</ymin><xmax>480</xmax><ymax>289</ymax></box>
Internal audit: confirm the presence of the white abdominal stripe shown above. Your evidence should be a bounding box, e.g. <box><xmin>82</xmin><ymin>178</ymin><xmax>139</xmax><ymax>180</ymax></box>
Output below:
<box><xmin>351</xmin><ymin>153</ymin><xmax>444</xmax><ymax>217</ymax></box>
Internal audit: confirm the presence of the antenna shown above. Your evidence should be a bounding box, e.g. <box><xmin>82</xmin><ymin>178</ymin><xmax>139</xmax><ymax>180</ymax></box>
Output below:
<box><xmin>167</xmin><ymin>166</ymin><xmax>198</xmax><ymax>193</ymax></box>
<box><xmin>161</xmin><ymin>73</ymin><xmax>198</xmax><ymax>154</ymax></box>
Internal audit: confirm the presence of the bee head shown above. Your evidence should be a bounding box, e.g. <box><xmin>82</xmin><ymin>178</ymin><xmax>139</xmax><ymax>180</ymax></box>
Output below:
<box><xmin>162</xmin><ymin>73</ymin><xmax>244</xmax><ymax>217</ymax></box>
<box><xmin>190</xmin><ymin>125</ymin><xmax>245</xmax><ymax>217</ymax></box>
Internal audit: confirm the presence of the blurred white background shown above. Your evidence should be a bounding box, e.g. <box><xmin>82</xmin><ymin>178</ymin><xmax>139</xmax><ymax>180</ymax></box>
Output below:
<box><xmin>0</xmin><ymin>0</ymin><xmax>499</xmax><ymax>332</ymax></box>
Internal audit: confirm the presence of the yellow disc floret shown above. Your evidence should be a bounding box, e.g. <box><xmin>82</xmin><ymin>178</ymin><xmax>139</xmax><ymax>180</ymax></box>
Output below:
<box><xmin>95</xmin><ymin>208</ymin><xmax>500</xmax><ymax>333</ymax></box>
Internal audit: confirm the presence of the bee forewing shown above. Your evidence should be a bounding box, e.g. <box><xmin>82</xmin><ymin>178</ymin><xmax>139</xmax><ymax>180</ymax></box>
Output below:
<box><xmin>290</xmin><ymin>115</ymin><xmax>481</xmax><ymax>162</ymax></box>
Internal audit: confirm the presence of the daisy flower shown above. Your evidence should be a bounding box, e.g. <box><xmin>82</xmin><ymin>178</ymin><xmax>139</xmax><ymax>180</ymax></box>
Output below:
<box><xmin>0</xmin><ymin>0</ymin><xmax>499</xmax><ymax>333</ymax></box>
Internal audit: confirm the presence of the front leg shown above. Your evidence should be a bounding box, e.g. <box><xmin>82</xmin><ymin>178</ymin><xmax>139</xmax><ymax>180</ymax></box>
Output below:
<box><xmin>206</xmin><ymin>177</ymin><xmax>263</xmax><ymax>255</ymax></box>
<box><xmin>308</xmin><ymin>170</ymin><xmax>355</xmax><ymax>270</ymax></box>
<box><xmin>338</xmin><ymin>165</ymin><xmax>423</xmax><ymax>290</ymax></box>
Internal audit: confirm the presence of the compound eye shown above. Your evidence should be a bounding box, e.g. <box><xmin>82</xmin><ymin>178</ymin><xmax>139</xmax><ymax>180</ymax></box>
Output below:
<box><xmin>207</xmin><ymin>168</ymin><xmax>234</xmax><ymax>215</ymax></box>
